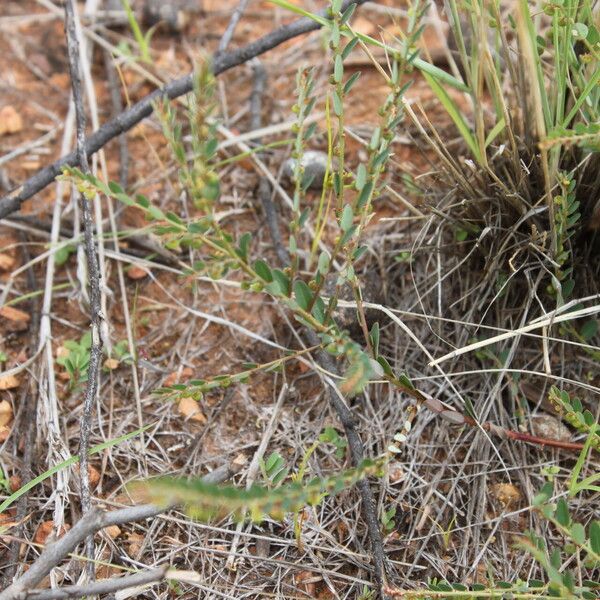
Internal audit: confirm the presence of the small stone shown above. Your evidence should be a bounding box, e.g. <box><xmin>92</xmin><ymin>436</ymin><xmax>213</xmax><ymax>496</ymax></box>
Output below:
<box><xmin>531</xmin><ymin>414</ymin><xmax>572</xmax><ymax>442</ymax></box>
<box><xmin>142</xmin><ymin>0</ymin><xmax>190</xmax><ymax>32</ymax></box>
<box><xmin>282</xmin><ymin>150</ymin><xmax>330</xmax><ymax>190</ymax></box>
<box><xmin>0</xmin><ymin>106</ymin><xmax>23</xmax><ymax>136</ymax></box>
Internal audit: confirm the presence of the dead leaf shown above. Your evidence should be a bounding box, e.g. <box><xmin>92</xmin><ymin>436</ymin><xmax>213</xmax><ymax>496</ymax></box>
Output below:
<box><xmin>56</xmin><ymin>346</ymin><xmax>70</xmax><ymax>360</ymax></box>
<box><xmin>74</xmin><ymin>464</ymin><xmax>101</xmax><ymax>488</ymax></box>
<box><xmin>103</xmin><ymin>525</ymin><xmax>121</xmax><ymax>539</ymax></box>
<box><xmin>0</xmin><ymin>106</ymin><xmax>23</xmax><ymax>136</ymax></box>
<box><xmin>88</xmin><ymin>465</ymin><xmax>101</xmax><ymax>487</ymax></box>
<box><xmin>295</xmin><ymin>570</ymin><xmax>320</xmax><ymax>597</ymax></box>
<box><xmin>0</xmin><ymin>511</ymin><xmax>18</xmax><ymax>531</ymax></box>
<box><xmin>164</xmin><ymin>367</ymin><xmax>194</xmax><ymax>387</ymax></box>
<box><xmin>0</xmin><ymin>426</ymin><xmax>10</xmax><ymax>443</ymax></box>
<box><xmin>104</xmin><ymin>358</ymin><xmax>120</xmax><ymax>370</ymax></box>
<box><xmin>0</xmin><ymin>305</ymin><xmax>31</xmax><ymax>332</ymax></box>
<box><xmin>489</xmin><ymin>483</ymin><xmax>522</xmax><ymax>508</ymax></box>
<box><xmin>125</xmin><ymin>532</ymin><xmax>144</xmax><ymax>558</ymax></box>
<box><xmin>388</xmin><ymin>461</ymin><xmax>405</xmax><ymax>484</ymax></box>
<box><xmin>127</xmin><ymin>265</ymin><xmax>149</xmax><ymax>280</ymax></box>
<box><xmin>34</xmin><ymin>521</ymin><xmax>70</xmax><ymax>545</ymax></box>
<box><xmin>178</xmin><ymin>397</ymin><xmax>207</xmax><ymax>424</ymax></box>
<box><xmin>0</xmin><ymin>254</ymin><xmax>15</xmax><ymax>271</ymax></box>
<box><xmin>0</xmin><ymin>400</ymin><xmax>13</xmax><ymax>426</ymax></box>
<box><xmin>0</xmin><ymin>375</ymin><xmax>19</xmax><ymax>390</ymax></box>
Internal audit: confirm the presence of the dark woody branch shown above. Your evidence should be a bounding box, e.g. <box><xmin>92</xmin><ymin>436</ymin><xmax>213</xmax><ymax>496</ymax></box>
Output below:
<box><xmin>0</xmin><ymin>0</ymin><xmax>370</xmax><ymax>220</ymax></box>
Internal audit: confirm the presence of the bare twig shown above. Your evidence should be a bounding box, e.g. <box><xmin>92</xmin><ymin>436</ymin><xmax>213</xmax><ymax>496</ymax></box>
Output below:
<box><xmin>225</xmin><ymin>384</ymin><xmax>288</xmax><ymax>569</ymax></box>
<box><xmin>310</xmin><ymin>338</ymin><xmax>389</xmax><ymax>589</ymax></box>
<box><xmin>0</xmin><ymin>128</ymin><xmax>58</xmax><ymax>168</ymax></box>
<box><xmin>351</xmin><ymin>299</ymin><xmax>590</xmax><ymax>452</ymax></box>
<box><xmin>64</xmin><ymin>0</ymin><xmax>104</xmax><ymax>578</ymax></box>
<box><xmin>217</xmin><ymin>0</ymin><xmax>252</xmax><ymax>54</ymax></box>
<box><xmin>0</xmin><ymin>461</ymin><xmax>241</xmax><ymax>600</ymax></box>
<box><xmin>0</xmin><ymin>506</ymin><xmax>159</xmax><ymax>600</ymax></box>
<box><xmin>250</xmin><ymin>59</ymin><xmax>268</xmax><ymax>133</ymax></box>
<box><xmin>0</xmin><ymin>0</ymin><xmax>370</xmax><ymax>219</ymax></box>
<box><xmin>21</xmin><ymin>568</ymin><xmax>167</xmax><ymax>600</ymax></box>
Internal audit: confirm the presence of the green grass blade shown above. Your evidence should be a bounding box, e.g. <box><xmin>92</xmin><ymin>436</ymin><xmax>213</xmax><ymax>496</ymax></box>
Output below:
<box><xmin>121</xmin><ymin>0</ymin><xmax>151</xmax><ymax>63</ymax></box>
<box><xmin>0</xmin><ymin>424</ymin><xmax>152</xmax><ymax>513</ymax></box>
<box><xmin>484</xmin><ymin>117</ymin><xmax>506</xmax><ymax>148</ymax></box>
<box><xmin>422</xmin><ymin>71</ymin><xmax>482</xmax><ymax>164</ymax></box>
<box><xmin>268</xmin><ymin>0</ymin><xmax>329</xmax><ymax>25</ymax></box>
<box><xmin>267</xmin><ymin>0</ymin><xmax>469</xmax><ymax>92</ymax></box>
<box><xmin>562</xmin><ymin>66</ymin><xmax>600</xmax><ymax>128</ymax></box>
<box><xmin>517</xmin><ymin>0</ymin><xmax>552</xmax><ymax>131</ymax></box>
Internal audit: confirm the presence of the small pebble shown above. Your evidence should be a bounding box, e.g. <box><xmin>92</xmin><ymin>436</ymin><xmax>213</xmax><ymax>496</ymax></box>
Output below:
<box><xmin>142</xmin><ymin>0</ymin><xmax>190</xmax><ymax>31</ymax></box>
<box><xmin>282</xmin><ymin>150</ymin><xmax>330</xmax><ymax>190</ymax></box>
<box><xmin>531</xmin><ymin>414</ymin><xmax>572</xmax><ymax>442</ymax></box>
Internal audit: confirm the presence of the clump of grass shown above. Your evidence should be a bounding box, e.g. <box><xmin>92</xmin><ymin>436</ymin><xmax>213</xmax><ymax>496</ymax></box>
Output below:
<box><xmin>412</xmin><ymin>0</ymin><xmax>600</xmax><ymax>308</ymax></box>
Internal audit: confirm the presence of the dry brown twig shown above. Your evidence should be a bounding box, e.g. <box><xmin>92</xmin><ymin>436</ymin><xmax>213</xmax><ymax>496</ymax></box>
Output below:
<box><xmin>0</xmin><ymin>462</ymin><xmax>242</xmax><ymax>600</ymax></box>
<box><xmin>63</xmin><ymin>0</ymin><xmax>104</xmax><ymax>580</ymax></box>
